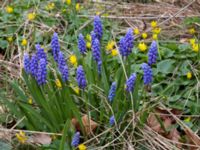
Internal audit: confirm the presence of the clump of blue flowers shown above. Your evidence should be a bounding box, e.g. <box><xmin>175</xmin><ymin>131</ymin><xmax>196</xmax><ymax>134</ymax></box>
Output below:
<box><xmin>78</xmin><ymin>33</ymin><xmax>87</xmax><ymax>55</ymax></box>
<box><xmin>108</xmin><ymin>82</ymin><xmax>117</xmax><ymax>102</ymax></box>
<box><xmin>126</xmin><ymin>73</ymin><xmax>137</xmax><ymax>92</ymax></box>
<box><xmin>148</xmin><ymin>41</ymin><xmax>158</xmax><ymax>66</ymax></box>
<box><xmin>71</xmin><ymin>132</ymin><xmax>80</xmax><ymax>147</ymax></box>
<box><xmin>76</xmin><ymin>65</ymin><xmax>87</xmax><ymax>89</ymax></box>
<box><xmin>93</xmin><ymin>16</ymin><xmax>103</xmax><ymax>40</ymax></box>
<box><xmin>141</xmin><ymin>63</ymin><xmax>153</xmax><ymax>85</ymax></box>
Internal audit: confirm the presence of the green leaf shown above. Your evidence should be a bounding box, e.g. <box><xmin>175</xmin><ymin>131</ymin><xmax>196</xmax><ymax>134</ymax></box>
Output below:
<box><xmin>59</xmin><ymin>120</ymin><xmax>70</xmax><ymax>150</ymax></box>
<box><xmin>157</xmin><ymin>59</ymin><xmax>175</xmax><ymax>74</ymax></box>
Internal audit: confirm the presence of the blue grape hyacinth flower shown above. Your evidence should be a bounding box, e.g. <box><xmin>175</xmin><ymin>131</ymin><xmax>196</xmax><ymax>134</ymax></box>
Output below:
<box><xmin>51</xmin><ymin>32</ymin><xmax>60</xmax><ymax>62</ymax></box>
<box><xmin>108</xmin><ymin>82</ymin><xmax>116</xmax><ymax>102</ymax></box>
<box><xmin>78</xmin><ymin>33</ymin><xmax>87</xmax><ymax>54</ymax></box>
<box><xmin>71</xmin><ymin>132</ymin><xmax>80</xmax><ymax>147</ymax></box>
<box><xmin>148</xmin><ymin>41</ymin><xmax>158</xmax><ymax>66</ymax></box>
<box><xmin>91</xmin><ymin>31</ymin><xmax>97</xmax><ymax>46</ymax></box>
<box><xmin>30</xmin><ymin>54</ymin><xmax>38</xmax><ymax>78</ymax></box>
<box><xmin>35</xmin><ymin>44</ymin><xmax>47</xmax><ymax>64</ymax></box>
<box><xmin>58</xmin><ymin>51</ymin><xmax>69</xmax><ymax>82</ymax></box>
<box><xmin>141</xmin><ymin>63</ymin><xmax>153</xmax><ymax>85</ymax></box>
<box><xmin>97</xmin><ymin>60</ymin><xmax>102</xmax><ymax>74</ymax></box>
<box><xmin>93</xmin><ymin>16</ymin><xmax>103</xmax><ymax>40</ymax></box>
<box><xmin>23</xmin><ymin>53</ymin><xmax>30</xmax><ymax>74</ymax></box>
<box><xmin>126</xmin><ymin>73</ymin><xmax>137</xmax><ymax>92</ymax></box>
<box><xmin>119</xmin><ymin>28</ymin><xmax>134</xmax><ymax>57</ymax></box>
<box><xmin>109</xmin><ymin>115</ymin><xmax>115</xmax><ymax>126</ymax></box>
<box><xmin>76</xmin><ymin>65</ymin><xmax>87</xmax><ymax>89</ymax></box>
<box><xmin>36</xmin><ymin>58</ymin><xmax>47</xmax><ymax>85</ymax></box>
<box><xmin>92</xmin><ymin>38</ymin><xmax>101</xmax><ymax>63</ymax></box>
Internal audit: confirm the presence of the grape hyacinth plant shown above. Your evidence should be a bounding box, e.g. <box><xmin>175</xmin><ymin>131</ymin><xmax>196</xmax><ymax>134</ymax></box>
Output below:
<box><xmin>9</xmin><ymin>14</ymin><xmax>169</xmax><ymax>149</ymax></box>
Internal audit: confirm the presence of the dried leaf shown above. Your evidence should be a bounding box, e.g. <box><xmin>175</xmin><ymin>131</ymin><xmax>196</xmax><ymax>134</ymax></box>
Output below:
<box><xmin>31</xmin><ymin>134</ymin><xmax>52</xmax><ymax>145</ymax></box>
<box><xmin>72</xmin><ymin>115</ymin><xmax>98</xmax><ymax>135</ymax></box>
<box><xmin>147</xmin><ymin>113</ymin><xmax>162</xmax><ymax>133</ymax></box>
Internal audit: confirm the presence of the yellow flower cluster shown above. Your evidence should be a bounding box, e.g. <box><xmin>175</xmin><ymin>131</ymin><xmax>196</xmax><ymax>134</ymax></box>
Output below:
<box><xmin>106</xmin><ymin>40</ymin><xmax>118</xmax><ymax>56</ymax></box>
<box><xmin>69</xmin><ymin>54</ymin><xmax>78</xmax><ymax>67</ymax></box>
<box><xmin>78</xmin><ymin>144</ymin><xmax>87</xmax><ymax>150</ymax></box>
<box><xmin>28</xmin><ymin>98</ymin><xmax>33</xmax><ymax>104</ymax></box>
<box><xmin>186</xmin><ymin>72</ymin><xmax>192</xmax><ymax>79</ymax></box>
<box><xmin>189</xmin><ymin>38</ymin><xmax>199</xmax><ymax>53</ymax></box>
<box><xmin>46</xmin><ymin>2</ymin><xmax>55</xmax><ymax>10</ymax></box>
<box><xmin>70</xmin><ymin>84</ymin><xmax>80</xmax><ymax>94</ymax></box>
<box><xmin>27</xmin><ymin>12</ymin><xmax>36</xmax><ymax>21</ymax></box>
<box><xmin>151</xmin><ymin>20</ymin><xmax>161</xmax><ymax>40</ymax></box>
<box><xmin>138</xmin><ymin>42</ymin><xmax>147</xmax><ymax>52</ymax></box>
<box><xmin>16</xmin><ymin>131</ymin><xmax>27</xmax><ymax>144</ymax></box>
<box><xmin>21</xmin><ymin>38</ymin><xmax>27</xmax><ymax>46</ymax></box>
<box><xmin>7</xmin><ymin>37</ymin><xmax>13</xmax><ymax>43</ymax></box>
<box><xmin>86</xmin><ymin>34</ymin><xmax>91</xmax><ymax>49</ymax></box>
<box><xmin>55</xmin><ymin>79</ymin><xmax>62</xmax><ymax>88</ymax></box>
<box><xmin>6</xmin><ymin>6</ymin><xmax>14</xmax><ymax>13</ymax></box>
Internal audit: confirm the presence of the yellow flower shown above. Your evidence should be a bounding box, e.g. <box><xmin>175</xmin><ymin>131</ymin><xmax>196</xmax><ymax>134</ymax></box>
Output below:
<box><xmin>152</xmin><ymin>34</ymin><xmax>158</xmax><ymax>40</ymax></box>
<box><xmin>184</xmin><ymin>117</ymin><xmax>191</xmax><ymax>123</ymax></box>
<box><xmin>74</xmin><ymin>86</ymin><xmax>80</xmax><ymax>94</ymax></box>
<box><xmin>76</xmin><ymin>3</ymin><xmax>80</xmax><ymax>11</ymax></box>
<box><xmin>66</xmin><ymin>0</ymin><xmax>71</xmax><ymax>5</ymax></box>
<box><xmin>192</xmin><ymin>43</ymin><xmax>199</xmax><ymax>52</ymax></box>
<box><xmin>151</xmin><ymin>21</ymin><xmax>157</xmax><ymax>28</ymax></box>
<box><xmin>78</xmin><ymin>144</ymin><xmax>87</xmax><ymax>150</ymax></box>
<box><xmin>96</xmin><ymin>11</ymin><xmax>100</xmax><ymax>15</ymax></box>
<box><xmin>142</xmin><ymin>33</ymin><xmax>148</xmax><ymax>39</ymax></box>
<box><xmin>55</xmin><ymin>79</ymin><xmax>62</xmax><ymax>88</ymax></box>
<box><xmin>111</xmin><ymin>49</ymin><xmax>118</xmax><ymax>56</ymax></box>
<box><xmin>188</xmin><ymin>28</ymin><xmax>196</xmax><ymax>34</ymax></box>
<box><xmin>106</xmin><ymin>40</ymin><xmax>115</xmax><ymax>51</ymax></box>
<box><xmin>51</xmin><ymin>134</ymin><xmax>57</xmax><ymax>140</ymax></box>
<box><xmin>28</xmin><ymin>98</ymin><xmax>33</xmax><ymax>104</ymax></box>
<box><xmin>86</xmin><ymin>42</ymin><xmax>91</xmax><ymax>49</ymax></box>
<box><xmin>189</xmin><ymin>38</ymin><xmax>196</xmax><ymax>45</ymax></box>
<box><xmin>86</xmin><ymin>34</ymin><xmax>91</xmax><ymax>42</ymax></box>
<box><xmin>46</xmin><ymin>2</ymin><xmax>55</xmax><ymax>10</ymax></box>
<box><xmin>6</xmin><ymin>6</ymin><xmax>14</xmax><ymax>13</ymax></box>
<box><xmin>27</xmin><ymin>13</ymin><xmax>36</xmax><ymax>21</ymax></box>
<box><xmin>69</xmin><ymin>55</ymin><xmax>78</xmax><ymax>67</ymax></box>
<box><xmin>7</xmin><ymin>37</ymin><xmax>13</xmax><ymax>42</ymax></box>
<box><xmin>187</xmin><ymin>72</ymin><xmax>192</xmax><ymax>79</ymax></box>
<box><xmin>134</xmin><ymin>28</ymin><xmax>140</xmax><ymax>35</ymax></box>
<box><xmin>152</xmin><ymin>27</ymin><xmax>161</xmax><ymax>34</ymax></box>
<box><xmin>16</xmin><ymin>131</ymin><xmax>27</xmax><ymax>144</ymax></box>
<box><xmin>138</xmin><ymin>42</ymin><xmax>147</xmax><ymax>52</ymax></box>
<box><xmin>21</xmin><ymin>38</ymin><xmax>27</xmax><ymax>46</ymax></box>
